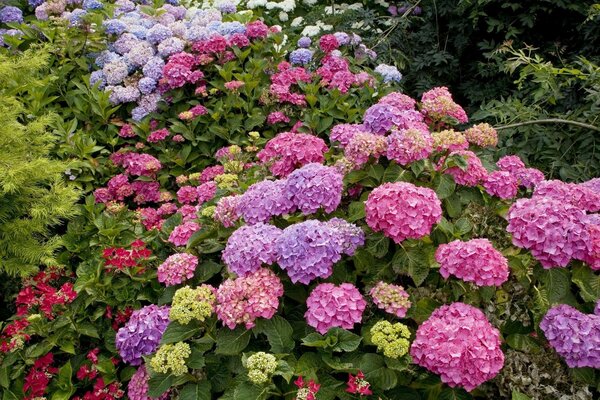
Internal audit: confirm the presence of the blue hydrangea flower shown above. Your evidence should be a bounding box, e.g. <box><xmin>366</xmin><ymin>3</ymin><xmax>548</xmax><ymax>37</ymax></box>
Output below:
<box><xmin>146</xmin><ymin>24</ymin><xmax>173</xmax><ymax>44</ymax></box>
<box><xmin>297</xmin><ymin>37</ymin><xmax>311</xmax><ymax>48</ymax></box>
<box><xmin>289</xmin><ymin>48</ymin><xmax>314</xmax><ymax>66</ymax></box>
<box><xmin>374</xmin><ymin>64</ymin><xmax>403</xmax><ymax>83</ymax></box>
<box><xmin>89</xmin><ymin>70</ymin><xmax>106</xmax><ymax>90</ymax></box>
<box><xmin>138</xmin><ymin>77</ymin><xmax>157</xmax><ymax>95</ymax></box>
<box><xmin>218</xmin><ymin>21</ymin><xmax>246</xmax><ymax>36</ymax></box>
<box><xmin>142</xmin><ymin>57</ymin><xmax>165</xmax><ymax>81</ymax></box>
<box><xmin>103</xmin><ymin>19</ymin><xmax>128</xmax><ymax>35</ymax></box>
<box><xmin>82</xmin><ymin>0</ymin><xmax>103</xmax><ymax>10</ymax></box>
<box><xmin>0</xmin><ymin>6</ymin><xmax>23</xmax><ymax>24</ymax></box>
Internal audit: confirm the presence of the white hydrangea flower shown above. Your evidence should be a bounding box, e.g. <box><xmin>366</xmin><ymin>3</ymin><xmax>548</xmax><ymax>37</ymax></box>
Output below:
<box><xmin>348</xmin><ymin>3</ymin><xmax>363</xmax><ymax>10</ymax></box>
<box><xmin>279</xmin><ymin>11</ymin><xmax>288</xmax><ymax>21</ymax></box>
<box><xmin>246</xmin><ymin>0</ymin><xmax>268</xmax><ymax>8</ymax></box>
<box><xmin>301</xmin><ymin>25</ymin><xmax>321</xmax><ymax>37</ymax></box>
<box><xmin>291</xmin><ymin>16</ymin><xmax>304</xmax><ymax>27</ymax></box>
<box><xmin>302</xmin><ymin>0</ymin><xmax>318</xmax><ymax>5</ymax></box>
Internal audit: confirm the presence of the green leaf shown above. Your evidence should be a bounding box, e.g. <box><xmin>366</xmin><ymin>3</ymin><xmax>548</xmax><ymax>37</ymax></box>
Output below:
<box><xmin>76</xmin><ymin>322</ymin><xmax>99</xmax><ymax>338</ymax></box>
<box><xmin>274</xmin><ymin>360</ymin><xmax>294</xmax><ymax>383</ymax></box>
<box><xmin>366</xmin><ymin>233</ymin><xmax>390</xmax><ymax>258</ymax></box>
<box><xmin>506</xmin><ymin>334</ymin><xmax>542</xmax><ymax>353</ymax></box>
<box><xmin>253</xmin><ymin>316</ymin><xmax>295</xmax><ymax>353</ymax></box>
<box><xmin>511</xmin><ymin>390</ymin><xmax>532</xmax><ymax>400</ymax></box>
<box><xmin>434</xmin><ymin>174</ymin><xmax>456</xmax><ymax>199</ymax></box>
<box><xmin>392</xmin><ymin>245</ymin><xmax>432</xmax><ymax>286</ymax></box>
<box><xmin>179</xmin><ymin>381</ymin><xmax>211</xmax><ymax>400</ymax></box>
<box><xmin>382</xmin><ymin>163</ymin><xmax>405</xmax><ymax>183</ymax></box>
<box><xmin>295</xmin><ymin>352</ymin><xmax>323</xmax><ymax>376</ymax></box>
<box><xmin>539</xmin><ymin>268</ymin><xmax>570</xmax><ymax>303</ymax></box>
<box><xmin>187</xmin><ymin>348</ymin><xmax>206</xmax><ymax>369</ymax></box>
<box><xmin>147</xmin><ymin>373</ymin><xmax>174</xmax><ymax>398</ymax></box>
<box><xmin>194</xmin><ymin>260</ymin><xmax>223</xmax><ymax>283</ymax></box>
<box><xmin>160</xmin><ymin>321</ymin><xmax>202</xmax><ymax>344</ymax></box>
<box><xmin>439</xmin><ymin>387</ymin><xmax>472</xmax><ymax>400</ymax></box>
<box><xmin>347</xmin><ymin>201</ymin><xmax>365</xmax><ymax>222</ymax></box>
<box><xmin>331</xmin><ymin>328</ymin><xmax>362</xmax><ymax>352</ymax></box>
<box><xmin>215</xmin><ymin>326</ymin><xmax>251</xmax><ymax>355</ymax></box>
<box><xmin>359</xmin><ymin>353</ymin><xmax>397</xmax><ymax>390</ymax></box>
<box><xmin>233</xmin><ymin>382</ymin><xmax>269</xmax><ymax>400</ymax></box>
<box><xmin>56</xmin><ymin>361</ymin><xmax>73</xmax><ymax>391</ymax></box>
<box><xmin>409</xmin><ymin>298</ymin><xmax>441</xmax><ymax>323</ymax></box>
<box><xmin>571</xmin><ymin>264</ymin><xmax>600</xmax><ymax>302</ymax></box>
<box><xmin>0</xmin><ymin>367</ymin><xmax>9</xmax><ymax>388</ymax></box>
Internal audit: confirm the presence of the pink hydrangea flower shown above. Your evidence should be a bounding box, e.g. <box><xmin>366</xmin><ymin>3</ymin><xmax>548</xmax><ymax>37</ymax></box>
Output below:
<box><xmin>257</xmin><ymin>132</ymin><xmax>328</xmax><ymax>177</ymax></box>
<box><xmin>178</xmin><ymin>205</ymin><xmax>198</xmax><ymax>222</ymax></box>
<box><xmin>329</xmin><ymin>123</ymin><xmax>366</xmax><ymax>148</ymax></box>
<box><xmin>533</xmin><ymin>180</ymin><xmax>600</xmax><ymax>213</ymax></box>
<box><xmin>463</xmin><ymin>123</ymin><xmax>498</xmax><ymax>147</ymax></box>
<box><xmin>215</xmin><ymin>268</ymin><xmax>283</xmax><ymax>329</ymax></box>
<box><xmin>267</xmin><ymin>111</ymin><xmax>290</xmax><ymax>125</ymax></box>
<box><xmin>131</xmin><ymin>181</ymin><xmax>160</xmax><ymax>204</ymax></box>
<box><xmin>319</xmin><ymin>34</ymin><xmax>340</xmax><ymax>53</ymax></box>
<box><xmin>197</xmin><ymin>181</ymin><xmax>217</xmax><ymax>204</ymax></box>
<box><xmin>200</xmin><ymin>165</ymin><xmax>225</xmax><ymax>183</ymax></box>
<box><xmin>147</xmin><ymin>128</ymin><xmax>169</xmax><ymax>143</ymax></box>
<box><xmin>378</xmin><ymin>92</ymin><xmax>416</xmax><ymax>111</ymax></box>
<box><xmin>365</xmin><ymin>182</ymin><xmax>442</xmax><ymax>243</ymax></box>
<box><xmin>435</xmin><ymin>239</ymin><xmax>509</xmax><ymax>286</ymax></box>
<box><xmin>177</xmin><ymin>186</ymin><xmax>198</xmax><ymax>204</ymax></box>
<box><xmin>157</xmin><ymin>253</ymin><xmax>198</xmax><ymax>286</ymax></box>
<box><xmin>224</xmin><ymin>80</ymin><xmax>245</xmax><ymax>91</ymax></box>
<box><xmin>484</xmin><ymin>171</ymin><xmax>519</xmax><ymax>199</ymax></box>
<box><xmin>119</xmin><ymin>124</ymin><xmax>137</xmax><ymax>138</ymax></box>
<box><xmin>168</xmin><ymin>221</ymin><xmax>201</xmax><ymax>247</ymax></box>
<box><xmin>431</xmin><ymin>129</ymin><xmax>468</xmax><ymax>152</ymax></box>
<box><xmin>128</xmin><ymin>365</ymin><xmax>169</xmax><ymax>400</ymax></box>
<box><xmin>410</xmin><ymin>302</ymin><xmax>504</xmax><ymax>392</ymax></box>
<box><xmin>420</xmin><ymin>86</ymin><xmax>468</xmax><ymax>124</ymax></box>
<box><xmin>344</xmin><ymin>132</ymin><xmax>388</xmax><ymax>168</ymax></box>
<box><xmin>442</xmin><ymin>150</ymin><xmax>488</xmax><ymax>187</ymax></box>
<box><xmin>214</xmin><ymin>195</ymin><xmax>242</xmax><ymax>228</ymax></box>
<box><xmin>515</xmin><ymin>167</ymin><xmax>544</xmax><ymax>189</ymax></box>
<box><xmin>496</xmin><ymin>155</ymin><xmax>525</xmax><ymax>173</ymax></box>
<box><xmin>123</xmin><ymin>153</ymin><xmax>162</xmax><ymax>177</ymax></box>
<box><xmin>386</xmin><ymin>128</ymin><xmax>433</xmax><ymax>166</ymax></box>
<box><xmin>246</xmin><ymin>20</ymin><xmax>269</xmax><ymax>39</ymax></box>
<box><xmin>138</xmin><ymin>207</ymin><xmax>163</xmax><ymax>231</ymax></box>
<box><xmin>305</xmin><ymin>283</ymin><xmax>366</xmax><ymax>334</ymax></box>
<box><xmin>369</xmin><ymin>282</ymin><xmax>411</xmax><ymax>318</ymax></box>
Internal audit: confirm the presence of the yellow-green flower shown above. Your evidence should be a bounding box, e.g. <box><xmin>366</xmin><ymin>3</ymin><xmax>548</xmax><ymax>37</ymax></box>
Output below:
<box><xmin>370</xmin><ymin>320</ymin><xmax>411</xmax><ymax>359</ymax></box>
<box><xmin>170</xmin><ymin>285</ymin><xmax>216</xmax><ymax>325</ymax></box>
<box><xmin>245</xmin><ymin>352</ymin><xmax>277</xmax><ymax>385</ymax></box>
<box><xmin>214</xmin><ymin>173</ymin><xmax>238</xmax><ymax>189</ymax></box>
<box><xmin>150</xmin><ymin>342</ymin><xmax>191</xmax><ymax>376</ymax></box>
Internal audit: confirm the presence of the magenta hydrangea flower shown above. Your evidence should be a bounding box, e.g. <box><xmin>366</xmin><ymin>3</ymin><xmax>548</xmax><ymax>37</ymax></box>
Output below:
<box><xmin>581</xmin><ymin>177</ymin><xmax>600</xmax><ymax>195</ymax></box>
<box><xmin>365</xmin><ymin>182</ymin><xmax>442</xmax><ymax>244</ymax></box>
<box><xmin>369</xmin><ymin>282</ymin><xmax>411</xmax><ymax>318</ymax></box>
<box><xmin>378</xmin><ymin>92</ymin><xmax>416</xmax><ymax>111</ymax></box>
<box><xmin>326</xmin><ymin>218</ymin><xmax>365</xmax><ymax>256</ymax></box>
<box><xmin>431</xmin><ymin>129</ymin><xmax>469</xmax><ymax>153</ymax></box>
<box><xmin>123</xmin><ymin>153</ymin><xmax>162</xmax><ymax>177</ymax></box>
<box><xmin>214</xmin><ymin>195</ymin><xmax>242</xmax><ymax>228</ymax></box>
<box><xmin>200</xmin><ymin>165</ymin><xmax>225</xmax><ymax>183</ymax></box>
<box><xmin>420</xmin><ymin>86</ymin><xmax>468</xmax><ymax>124</ymax></box>
<box><xmin>168</xmin><ymin>221</ymin><xmax>201</xmax><ymax>246</ymax></box>
<box><xmin>583</xmin><ymin>215</ymin><xmax>600</xmax><ymax>270</ymax></box>
<box><xmin>157</xmin><ymin>253</ymin><xmax>198</xmax><ymax>286</ymax></box>
<box><xmin>116</xmin><ymin>305</ymin><xmax>170</xmax><ymax>365</ymax></box>
<box><xmin>275</xmin><ymin>220</ymin><xmax>342</xmax><ymax>284</ymax></box>
<box><xmin>222</xmin><ymin>223</ymin><xmax>282</xmax><ymax>276</ymax></box>
<box><xmin>386</xmin><ymin>128</ymin><xmax>433</xmax><ymax>166</ymax></box>
<box><xmin>496</xmin><ymin>155</ymin><xmax>525</xmax><ymax>173</ymax></box>
<box><xmin>507</xmin><ymin>197</ymin><xmax>589</xmax><ymax>268</ymax></box>
<box><xmin>285</xmin><ymin>163</ymin><xmax>343</xmax><ymax>214</ymax></box>
<box><xmin>540</xmin><ymin>304</ymin><xmax>600</xmax><ymax>369</ymax></box>
<box><xmin>533</xmin><ymin>180</ymin><xmax>600</xmax><ymax>213</ymax></box>
<box><xmin>410</xmin><ymin>302</ymin><xmax>504</xmax><ymax>392</ymax></box>
<box><xmin>238</xmin><ymin>179</ymin><xmax>296</xmax><ymax>224</ymax></box>
<box><xmin>463</xmin><ymin>123</ymin><xmax>498</xmax><ymax>147</ymax></box>
<box><xmin>484</xmin><ymin>171</ymin><xmax>519</xmax><ymax>199</ymax></box>
<box><xmin>257</xmin><ymin>132</ymin><xmax>328</xmax><ymax>177</ymax></box>
<box><xmin>329</xmin><ymin>123</ymin><xmax>366</xmax><ymax>148</ymax></box>
<box><xmin>215</xmin><ymin>268</ymin><xmax>284</xmax><ymax>329</ymax></box>
<box><xmin>177</xmin><ymin>186</ymin><xmax>198</xmax><ymax>204</ymax></box>
<box><xmin>128</xmin><ymin>365</ymin><xmax>169</xmax><ymax>400</ymax></box>
<box><xmin>344</xmin><ymin>132</ymin><xmax>388</xmax><ymax>167</ymax></box>
<box><xmin>442</xmin><ymin>150</ymin><xmax>488</xmax><ymax>187</ymax></box>
<box><xmin>305</xmin><ymin>283</ymin><xmax>366</xmax><ymax>334</ymax></box>
<box><xmin>197</xmin><ymin>181</ymin><xmax>217</xmax><ymax>204</ymax></box>
<box><xmin>362</xmin><ymin>103</ymin><xmax>403</xmax><ymax>135</ymax></box>
<box><xmin>515</xmin><ymin>167</ymin><xmax>544</xmax><ymax>189</ymax></box>
<box><xmin>435</xmin><ymin>239</ymin><xmax>509</xmax><ymax>286</ymax></box>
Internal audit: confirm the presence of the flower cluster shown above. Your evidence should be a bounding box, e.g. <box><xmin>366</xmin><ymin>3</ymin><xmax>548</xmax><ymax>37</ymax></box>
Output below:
<box><xmin>365</xmin><ymin>182</ymin><xmax>442</xmax><ymax>243</ymax></box>
<box><xmin>215</xmin><ymin>268</ymin><xmax>284</xmax><ymax>329</ymax></box>
<box><xmin>257</xmin><ymin>131</ymin><xmax>328</xmax><ymax>177</ymax></box>
<box><xmin>275</xmin><ymin>219</ymin><xmax>363</xmax><ymax>284</ymax></box>
<box><xmin>464</xmin><ymin>123</ymin><xmax>498</xmax><ymax>147</ymax></box>
<box><xmin>294</xmin><ymin>376</ymin><xmax>320</xmax><ymax>400</ymax></box>
<box><xmin>170</xmin><ymin>285</ymin><xmax>216</xmax><ymax>324</ymax></box>
<box><xmin>346</xmin><ymin>371</ymin><xmax>372</xmax><ymax>396</ymax></box>
<box><xmin>386</xmin><ymin>128</ymin><xmax>433</xmax><ymax>166</ymax></box>
<box><xmin>329</xmin><ymin>123</ymin><xmax>365</xmax><ymax>147</ymax></box>
<box><xmin>410</xmin><ymin>302</ymin><xmax>504</xmax><ymax>391</ymax></box>
<box><xmin>23</xmin><ymin>353</ymin><xmax>58</xmax><ymax>400</ymax></box>
<box><xmin>150</xmin><ymin>342</ymin><xmax>191</xmax><ymax>376</ymax></box>
<box><xmin>128</xmin><ymin>365</ymin><xmax>169</xmax><ymax>400</ymax></box>
<box><xmin>442</xmin><ymin>150</ymin><xmax>488</xmax><ymax>186</ymax></box>
<box><xmin>222</xmin><ymin>223</ymin><xmax>282</xmax><ymax>276</ymax></box>
<box><xmin>285</xmin><ymin>163</ymin><xmax>343</xmax><ymax>214</ymax></box>
<box><xmin>484</xmin><ymin>170</ymin><xmax>519</xmax><ymax>199</ymax></box>
<box><xmin>157</xmin><ymin>253</ymin><xmax>198</xmax><ymax>286</ymax></box>
<box><xmin>507</xmin><ymin>197</ymin><xmax>589</xmax><ymax>268</ymax></box>
<box><xmin>102</xmin><ymin>240</ymin><xmax>152</xmax><ymax>272</ymax></box>
<box><xmin>168</xmin><ymin>221</ymin><xmax>200</xmax><ymax>246</ymax></box>
<box><xmin>237</xmin><ymin>179</ymin><xmax>295</xmax><ymax>224</ymax></box>
<box><xmin>15</xmin><ymin>268</ymin><xmax>77</xmax><ymax>320</ymax></box>
<box><xmin>540</xmin><ymin>305</ymin><xmax>600</xmax><ymax>369</ymax></box>
<box><xmin>420</xmin><ymin>86</ymin><xmax>468</xmax><ymax>125</ymax></box>
<box><xmin>431</xmin><ymin>129</ymin><xmax>468</xmax><ymax>152</ymax></box>
<box><xmin>496</xmin><ymin>155</ymin><xmax>545</xmax><ymax>189</ymax></box>
<box><xmin>435</xmin><ymin>239</ymin><xmax>510</xmax><ymax>286</ymax></box>
<box><xmin>245</xmin><ymin>352</ymin><xmax>278</xmax><ymax>385</ymax></box>
<box><xmin>369</xmin><ymin>281</ymin><xmax>412</xmax><ymax>318</ymax></box>
<box><xmin>370</xmin><ymin>320</ymin><xmax>411</xmax><ymax>359</ymax></box>
<box><xmin>305</xmin><ymin>283</ymin><xmax>366</xmax><ymax>334</ymax></box>
<box><xmin>374</xmin><ymin>64</ymin><xmax>402</xmax><ymax>83</ymax></box>
<box><xmin>533</xmin><ymin>179</ymin><xmax>600</xmax><ymax>213</ymax></box>
<box><xmin>214</xmin><ymin>194</ymin><xmax>242</xmax><ymax>227</ymax></box>
<box><xmin>116</xmin><ymin>305</ymin><xmax>170</xmax><ymax>365</ymax></box>
<box><xmin>344</xmin><ymin>132</ymin><xmax>388</xmax><ymax>167</ymax></box>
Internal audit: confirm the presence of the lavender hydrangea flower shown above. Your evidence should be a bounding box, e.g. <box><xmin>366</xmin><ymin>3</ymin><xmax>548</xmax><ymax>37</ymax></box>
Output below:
<box><xmin>275</xmin><ymin>220</ymin><xmax>342</xmax><ymax>284</ymax></box>
<box><xmin>90</xmin><ymin>70</ymin><xmax>106</xmax><ymax>89</ymax></box>
<box><xmin>289</xmin><ymin>48</ymin><xmax>314</xmax><ymax>66</ymax></box>
<box><xmin>285</xmin><ymin>163</ymin><xmax>343</xmax><ymax>215</ymax></box>
<box><xmin>125</xmin><ymin>42</ymin><xmax>155</xmax><ymax>67</ymax></box>
<box><xmin>326</xmin><ymin>218</ymin><xmax>365</xmax><ymax>256</ymax></box>
<box><xmin>82</xmin><ymin>0</ymin><xmax>103</xmax><ymax>10</ymax></box>
<box><xmin>142</xmin><ymin>56</ymin><xmax>165</xmax><ymax>80</ymax></box>
<box><xmin>222</xmin><ymin>223</ymin><xmax>283</xmax><ymax>277</ymax></box>
<box><xmin>238</xmin><ymin>179</ymin><xmax>296</xmax><ymax>224</ymax></box>
<box><xmin>157</xmin><ymin>36</ymin><xmax>185</xmax><ymax>57</ymax></box>
<box><xmin>103</xmin><ymin>19</ymin><xmax>128</xmax><ymax>35</ymax></box>
<box><xmin>116</xmin><ymin>305</ymin><xmax>170</xmax><ymax>365</ymax></box>
<box><xmin>0</xmin><ymin>6</ymin><xmax>24</xmax><ymax>24</ymax></box>
<box><xmin>374</xmin><ymin>64</ymin><xmax>403</xmax><ymax>83</ymax></box>
<box><xmin>297</xmin><ymin>36</ymin><xmax>311</xmax><ymax>48</ymax></box>
<box><xmin>138</xmin><ymin>77</ymin><xmax>157</xmax><ymax>95</ymax></box>
<box><xmin>146</xmin><ymin>24</ymin><xmax>173</xmax><ymax>45</ymax></box>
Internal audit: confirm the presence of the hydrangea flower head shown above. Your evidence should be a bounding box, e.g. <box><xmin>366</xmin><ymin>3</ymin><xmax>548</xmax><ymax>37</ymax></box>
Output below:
<box><xmin>169</xmin><ymin>285</ymin><xmax>216</xmax><ymax>325</ymax></box>
<box><xmin>168</xmin><ymin>221</ymin><xmax>200</xmax><ymax>246</ymax></box>
<box><xmin>214</xmin><ymin>195</ymin><xmax>242</xmax><ymax>227</ymax></box>
<box><xmin>420</xmin><ymin>86</ymin><xmax>468</xmax><ymax>124</ymax></box>
<box><xmin>374</xmin><ymin>64</ymin><xmax>403</xmax><ymax>83</ymax></box>
<box><xmin>442</xmin><ymin>150</ymin><xmax>488</xmax><ymax>187</ymax></box>
<box><xmin>484</xmin><ymin>170</ymin><xmax>519</xmax><ymax>199</ymax></box>
<box><xmin>245</xmin><ymin>352</ymin><xmax>278</xmax><ymax>385</ymax></box>
<box><xmin>496</xmin><ymin>155</ymin><xmax>525</xmax><ymax>173</ymax></box>
<box><xmin>215</xmin><ymin>268</ymin><xmax>283</xmax><ymax>329</ymax></box>
<box><xmin>222</xmin><ymin>223</ymin><xmax>282</xmax><ymax>276</ymax></box>
<box><xmin>369</xmin><ymin>282</ymin><xmax>411</xmax><ymax>318</ymax></box>
<box><xmin>464</xmin><ymin>123</ymin><xmax>498</xmax><ymax>147</ymax></box>
<box><xmin>285</xmin><ymin>163</ymin><xmax>343</xmax><ymax>214</ymax></box>
<box><xmin>378</xmin><ymin>92</ymin><xmax>416</xmax><ymax>111</ymax></box>
<box><xmin>431</xmin><ymin>129</ymin><xmax>468</xmax><ymax>152</ymax></box>
<box><xmin>150</xmin><ymin>342</ymin><xmax>191</xmax><ymax>376</ymax></box>
<box><xmin>365</xmin><ymin>182</ymin><xmax>442</xmax><ymax>243</ymax></box>
<box><xmin>540</xmin><ymin>304</ymin><xmax>600</xmax><ymax>369</ymax></box>
<box><xmin>533</xmin><ymin>180</ymin><xmax>600</xmax><ymax>213</ymax></box>
<box><xmin>386</xmin><ymin>128</ymin><xmax>433</xmax><ymax>166</ymax></box>
<box><xmin>116</xmin><ymin>305</ymin><xmax>170</xmax><ymax>365</ymax></box>
<box><xmin>362</xmin><ymin>103</ymin><xmax>403</xmax><ymax>135</ymax></box>
<box><xmin>157</xmin><ymin>253</ymin><xmax>198</xmax><ymax>286</ymax></box>
<box><xmin>435</xmin><ymin>239</ymin><xmax>509</xmax><ymax>286</ymax></box>
<box><xmin>410</xmin><ymin>302</ymin><xmax>504</xmax><ymax>391</ymax></box>
<box><xmin>344</xmin><ymin>132</ymin><xmax>387</xmax><ymax>167</ymax></box>
<box><xmin>370</xmin><ymin>320</ymin><xmax>411</xmax><ymax>359</ymax></box>
<box><xmin>238</xmin><ymin>179</ymin><xmax>295</xmax><ymax>224</ymax></box>
<box><xmin>257</xmin><ymin>132</ymin><xmax>328</xmax><ymax>177</ymax></box>
<box><xmin>305</xmin><ymin>283</ymin><xmax>366</xmax><ymax>334</ymax></box>
<box><xmin>275</xmin><ymin>220</ymin><xmax>342</xmax><ymax>284</ymax></box>
<box><xmin>329</xmin><ymin>123</ymin><xmax>366</xmax><ymax>148</ymax></box>
<box><xmin>326</xmin><ymin>218</ymin><xmax>365</xmax><ymax>256</ymax></box>
<box><xmin>128</xmin><ymin>365</ymin><xmax>169</xmax><ymax>400</ymax></box>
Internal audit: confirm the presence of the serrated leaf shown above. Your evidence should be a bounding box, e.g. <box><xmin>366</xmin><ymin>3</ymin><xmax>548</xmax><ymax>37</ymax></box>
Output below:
<box><xmin>233</xmin><ymin>382</ymin><xmax>269</xmax><ymax>400</ymax></box>
<box><xmin>511</xmin><ymin>390</ymin><xmax>532</xmax><ymax>400</ymax></box>
<box><xmin>295</xmin><ymin>352</ymin><xmax>323</xmax><ymax>376</ymax></box>
<box><xmin>179</xmin><ymin>381</ymin><xmax>211</xmax><ymax>400</ymax></box>
<box><xmin>253</xmin><ymin>316</ymin><xmax>295</xmax><ymax>353</ymax></box>
<box><xmin>392</xmin><ymin>245</ymin><xmax>431</xmax><ymax>286</ymax></box>
<box><xmin>147</xmin><ymin>373</ymin><xmax>173</xmax><ymax>398</ymax></box>
<box><xmin>434</xmin><ymin>174</ymin><xmax>456</xmax><ymax>199</ymax></box>
<box><xmin>347</xmin><ymin>201</ymin><xmax>366</xmax><ymax>222</ymax></box>
<box><xmin>571</xmin><ymin>264</ymin><xmax>600</xmax><ymax>302</ymax></box>
<box><xmin>215</xmin><ymin>326</ymin><xmax>251</xmax><ymax>355</ymax></box>
<box><xmin>506</xmin><ymin>334</ymin><xmax>542</xmax><ymax>353</ymax></box>
<box><xmin>160</xmin><ymin>321</ymin><xmax>201</xmax><ymax>344</ymax></box>
<box><xmin>366</xmin><ymin>233</ymin><xmax>390</xmax><ymax>258</ymax></box>
<box><xmin>382</xmin><ymin>163</ymin><xmax>404</xmax><ymax>182</ymax></box>
<box><xmin>359</xmin><ymin>353</ymin><xmax>397</xmax><ymax>390</ymax></box>
<box><xmin>539</xmin><ymin>268</ymin><xmax>570</xmax><ymax>303</ymax></box>
<box><xmin>194</xmin><ymin>260</ymin><xmax>223</xmax><ymax>283</ymax></box>
<box><xmin>439</xmin><ymin>387</ymin><xmax>472</xmax><ymax>400</ymax></box>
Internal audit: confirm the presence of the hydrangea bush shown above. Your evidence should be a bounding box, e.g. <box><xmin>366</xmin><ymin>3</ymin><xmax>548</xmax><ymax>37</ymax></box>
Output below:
<box><xmin>0</xmin><ymin>1</ymin><xmax>599</xmax><ymax>400</ymax></box>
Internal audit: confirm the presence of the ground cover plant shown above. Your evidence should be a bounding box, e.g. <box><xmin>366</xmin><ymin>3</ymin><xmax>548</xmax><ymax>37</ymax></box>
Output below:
<box><xmin>0</xmin><ymin>1</ymin><xmax>599</xmax><ymax>400</ymax></box>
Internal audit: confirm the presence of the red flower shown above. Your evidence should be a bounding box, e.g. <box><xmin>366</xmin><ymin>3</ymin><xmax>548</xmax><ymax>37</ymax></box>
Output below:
<box><xmin>346</xmin><ymin>371</ymin><xmax>372</xmax><ymax>396</ymax></box>
<box><xmin>294</xmin><ymin>375</ymin><xmax>320</xmax><ymax>400</ymax></box>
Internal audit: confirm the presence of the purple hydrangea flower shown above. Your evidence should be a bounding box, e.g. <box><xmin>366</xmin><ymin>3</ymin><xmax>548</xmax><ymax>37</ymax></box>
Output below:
<box><xmin>138</xmin><ymin>77</ymin><xmax>157</xmax><ymax>95</ymax></box>
<box><xmin>146</xmin><ymin>24</ymin><xmax>173</xmax><ymax>44</ymax></box>
<box><xmin>297</xmin><ymin>37</ymin><xmax>311</xmax><ymax>48</ymax></box>
<box><xmin>289</xmin><ymin>48</ymin><xmax>314</xmax><ymax>66</ymax></box>
<box><xmin>142</xmin><ymin>56</ymin><xmax>165</xmax><ymax>80</ymax></box>
<box><xmin>238</xmin><ymin>179</ymin><xmax>296</xmax><ymax>224</ymax></box>
<box><xmin>222</xmin><ymin>223</ymin><xmax>283</xmax><ymax>277</ymax></box>
<box><xmin>0</xmin><ymin>6</ymin><xmax>23</xmax><ymax>24</ymax></box>
<box><xmin>285</xmin><ymin>163</ymin><xmax>342</xmax><ymax>215</ymax></box>
<box><xmin>116</xmin><ymin>305</ymin><xmax>170</xmax><ymax>365</ymax></box>
<box><xmin>326</xmin><ymin>218</ymin><xmax>365</xmax><ymax>256</ymax></box>
<box><xmin>103</xmin><ymin>19</ymin><xmax>128</xmax><ymax>35</ymax></box>
<box><xmin>82</xmin><ymin>0</ymin><xmax>103</xmax><ymax>10</ymax></box>
<box><xmin>374</xmin><ymin>64</ymin><xmax>403</xmax><ymax>83</ymax></box>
